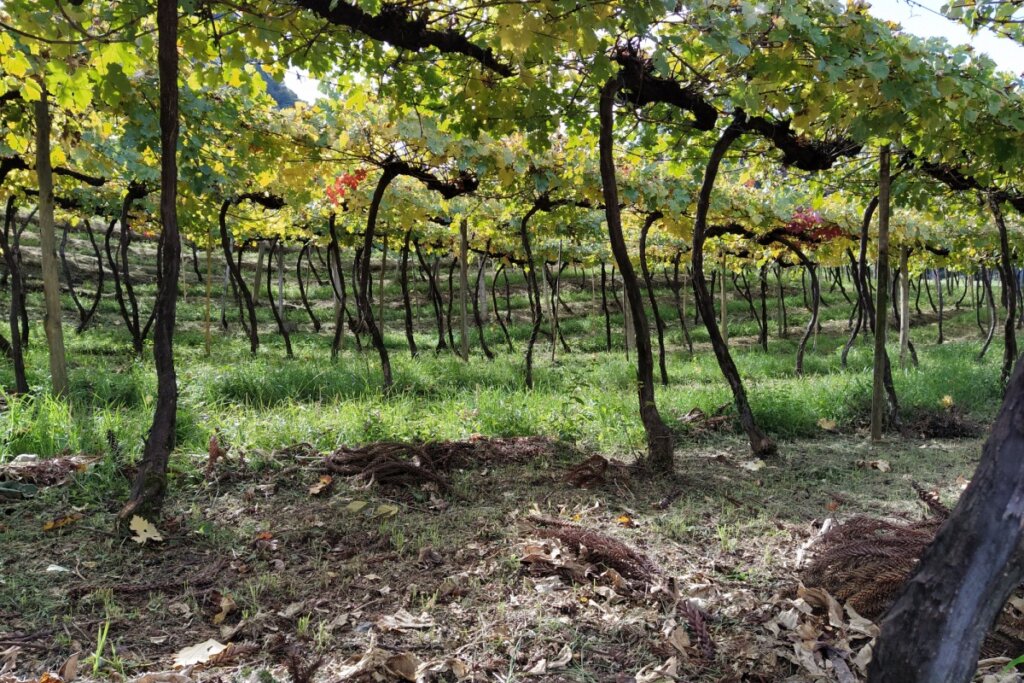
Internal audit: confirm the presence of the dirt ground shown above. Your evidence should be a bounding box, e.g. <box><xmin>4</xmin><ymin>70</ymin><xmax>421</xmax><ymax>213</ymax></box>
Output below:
<box><xmin>0</xmin><ymin>432</ymin><xmax>1014</xmax><ymax>682</ymax></box>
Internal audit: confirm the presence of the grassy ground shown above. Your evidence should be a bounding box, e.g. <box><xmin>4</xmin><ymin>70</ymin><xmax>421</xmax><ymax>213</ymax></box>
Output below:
<box><xmin>0</xmin><ymin>251</ymin><xmax>1011</xmax><ymax>681</ymax></box>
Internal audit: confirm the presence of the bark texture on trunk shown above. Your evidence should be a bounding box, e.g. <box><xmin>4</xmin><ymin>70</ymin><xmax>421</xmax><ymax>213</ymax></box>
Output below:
<box><xmin>1</xmin><ymin>197</ymin><xmax>28</xmax><ymax>393</ymax></box>
<box><xmin>990</xmin><ymin>196</ymin><xmax>1018</xmax><ymax>385</ymax></box>
<box><xmin>690</xmin><ymin>115</ymin><xmax>775</xmax><ymax>456</ymax></box>
<box><xmin>297</xmin><ymin>241</ymin><xmax>321</xmax><ymax>332</ymax></box>
<box><xmin>34</xmin><ymin>87</ymin><xmax>68</xmax><ymax>395</ymax></box>
<box><xmin>899</xmin><ymin>247</ymin><xmax>911</xmax><ymax>369</ymax></box>
<box><xmin>458</xmin><ymin>219</ymin><xmax>470</xmax><ymax>360</ymax></box>
<box><xmin>219</xmin><ymin>201</ymin><xmax>259</xmax><ymax>354</ymax></box>
<box><xmin>870</xmin><ymin>353</ymin><xmax>1024</xmax><ymax>682</ymax></box>
<box><xmin>640</xmin><ymin>212</ymin><xmax>669</xmax><ymax>386</ymax></box>
<box><xmin>359</xmin><ymin>169</ymin><xmax>398</xmax><ymax>389</ymax></box>
<box><xmin>124</xmin><ymin>0</ymin><xmax>180</xmax><ymax>517</ymax></box>
<box><xmin>871</xmin><ymin>146</ymin><xmax>892</xmax><ymax>441</ymax></box>
<box><xmin>491</xmin><ymin>262</ymin><xmax>513</xmax><ymax>352</ymax></box>
<box><xmin>519</xmin><ymin>205</ymin><xmax>544</xmax><ymax>389</ymax></box>
<box><xmin>400</xmin><ymin>231</ymin><xmax>418</xmax><ymax>356</ymax></box>
<box><xmin>266</xmin><ymin>238</ymin><xmax>293</xmax><ymax>358</ymax></box>
<box><xmin>598</xmin><ymin>76</ymin><xmax>674</xmax><ymax>471</ymax></box>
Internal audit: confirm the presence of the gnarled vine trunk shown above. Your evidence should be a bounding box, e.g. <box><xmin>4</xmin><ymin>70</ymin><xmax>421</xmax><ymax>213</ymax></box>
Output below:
<box><xmin>869</xmin><ymin>353</ymin><xmax>1024</xmax><ymax>682</ymax></box>
<box><xmin>266</xmin><ymin>238</ymin><xmax>293</xmax><ymax>358</ymax></box>
<box><xmin>598</xmin><ymin>76</ymin><xmax>674</xmax><ymax>471</ymax></box>
<box><xmin>689</xmin><ymin>115</ymin><xmax>774</xmax><ymax>456</ymax></box>
<box><xmin>400</xmin><ymin>231</ymin><xmax>418</xmax><ymax>356</ymax></box>
<box><xmin>360</xmin><ymin>169</ymin><xmax>398</xmax><ymax>389</ymax></box>
<box><xmin>219</xmin><ymin>201</ymin><xmax>259</xmax><ymax>354</ymax></box>
<box><xmin>989</xmin><ymin>195</ymin><xmax>1018</xmax><ymax>385</ymax></box>
<box><xmin>639</xmin><ymin>212</ymin><xmax>669</xmax><ymax>386</ymax></box>
<box><xmin>1</xmin><ymin>197</ymin><xmax>28</xmax><ymax>393</ymax></box>
<box><xmin>124</xmin><ymin>0</ymin><xmax>180</xmax><ymax>517</ymax></box>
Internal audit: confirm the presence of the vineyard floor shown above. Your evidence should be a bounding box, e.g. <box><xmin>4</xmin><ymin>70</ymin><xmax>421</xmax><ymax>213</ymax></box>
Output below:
<box><xmin>0</xmin><ymin>265</ymin><xmax>1012</xmax><ymax>681</ymax></box>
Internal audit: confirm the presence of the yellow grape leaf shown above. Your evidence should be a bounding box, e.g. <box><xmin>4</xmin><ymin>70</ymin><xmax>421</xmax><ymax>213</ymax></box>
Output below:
<box><xmin>374</xmin><ymin>504</ymin><xmax>400</xmax><ymax>518</ymax></box>
<box><xmin>129</xmin><ymin>515</ymin><xmax>163</xmax><ymax>544</ymax></box>
<box><xmin>940</xmin><ymin>395</ymin><xmax>954</xmax><ymax>408</ymax></box>
<box><xmin>42</xmin><ymin>512</ymin><xmax>83</xmax><ymax>531</ymax></box>
<box><xmin>49</xmin><ymin>146</ymin><xmax>66</xmax><ymax>167</ymax></box>
<box><xmin>5</xmin><ymin>131</ymin><xmax>29</xmax><ymax>154</ymax></box>
<box><xmin>3</xmin><ymin>51</ymin><xmax>31</xmax><ymax>79</ymax></box>
<box><xmin>345</xmin><ymin>500</ymin><xmax>368</xmax><ymax>513</ymax></box>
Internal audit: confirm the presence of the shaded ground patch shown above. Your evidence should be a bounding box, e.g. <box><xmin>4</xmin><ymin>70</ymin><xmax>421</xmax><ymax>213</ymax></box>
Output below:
<box><xmin>0</xmin><ymin>432</ymin><xmax>996</xmax><ymax>682</ymax></box>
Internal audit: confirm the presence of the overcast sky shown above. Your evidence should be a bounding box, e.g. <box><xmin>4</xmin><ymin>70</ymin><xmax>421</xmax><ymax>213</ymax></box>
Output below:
<box><xmin>283</xmin><ymin>0</ymin><xmax>1024</xmax><ymax>103</ymax></box>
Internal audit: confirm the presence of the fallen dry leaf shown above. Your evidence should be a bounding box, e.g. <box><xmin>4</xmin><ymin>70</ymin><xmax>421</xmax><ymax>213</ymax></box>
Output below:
<box><xmin>130</xmin><ymin>672</ymin><xmax>193</xmax><ymax>683</ymax></box>
<box><xmin>855</xmin><ymin>459</ymin><xmax>891</xmax><ymax>473</ymax></box>
<box><xmin>58</xmin><ymin>652</ymin><xmax>80</xmax><ymax>682</ymax></box>
<box><xmin>845</xmin><ymin>603</ymin><xmax>880</xmax><ymax>638</ymax></box>
<box><xmin>129</xmin><ymin>515</ymin><xmax>163</xmax><ymax>544</ymax></box>
<box><xmin>665</xmin><ymin>622</ymin><xmax>690</xmax><ymax>654</ymax></box>
<box><xmin>375</xmin><ymin>609</ymin><xmax>435</xmax><ymax>632</ymax></box>
<box><xmin>42</xmin><ymin>512</ymin><xmax>84</xmax><ymax>531</ymax></box>
<box><xmin>798</xmin><ymin>583</ymin><xmax>844</xmax><ymax>628</ymax></box>
<box><xmin>172</xmin><ymin>640</ymin><xmax>226</xmax><ymax>668</ymax></box>
<box><xmin>308</xmin><ymin>475</ymin><xmax>333</xmax><ymax>496</ymax></box>
<box><xmin>384</xmin><ymin>653</ymin><xmax>420</xmax><ymax>682</ymax></box>
<box><xmin>635</xmin><ymin>656</ymin><xmax>679</xmax><ymax>683</ymax></box>
<box><xmin>212</xmin><ymin>594</ymin><xmax>236</xmax><ymax>625</ymax></box>
<box><xmin>549</xmin><ymin>644</ymin><xmax>572</xmax><ymax>669</ymax></box>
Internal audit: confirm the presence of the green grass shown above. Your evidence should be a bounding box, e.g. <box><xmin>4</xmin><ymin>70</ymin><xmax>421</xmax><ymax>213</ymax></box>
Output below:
<box><xmin>0</xmin><ymin>260</ymin><xmax>1008</xmax><ymax>465</ymax></box>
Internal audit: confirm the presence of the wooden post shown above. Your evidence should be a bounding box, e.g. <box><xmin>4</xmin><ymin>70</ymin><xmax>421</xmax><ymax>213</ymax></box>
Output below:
<box><xmin>220</xmin><ymin>233</ymin><xmax>231</xmax><ymax>327</ymax></box>
<box><xmin>379</xmin><ymin>237</ymin><xmax>387</xmax><ymax>329</ymax></box>
<box><xmin>459</xmin><ymin>219</ymin><xmax>469</xmax><ymax>360</ymax></box>
<box><xmin>276</xmin><ymin>242</ymin><xmax>284</xmax><ymax>314</ymax></box>
<box><xmin>34</xmin><ymin>85</ymin><xmax>68</xmax><ymax>396</ymax></box>
<box><xmin>253</xmin><ymin>240</ymin><xmax>265</xmax><ymax>304</ymax></box>
<box><xmin>899</xmin><ymin>246</ymin><xmax>910</xmax><ymax>369</ymax></box>
<box><xmin>479</xmin><ymin>253</ymin><xmax>488</xmax><ymax>322</ymax></box>
<box><xmin>552</xmin><ymin>240</ymin><xmax>562</xmax><ymax>363</ymax></box>
<box><xmin>871</xmin><ymin>145</ymin><xmax>892</xmax><ymax>442</ymax></box>
<box><xmin>205</xmin><ymin>237</ymin><xmax>212</xmax><ymax>356</ymax></box>
<box><xmin>624</xmin><ymin>269</ymin><xmax>634</xmax><ymax>360</ymax></box>
<box><xmin>720</xmin><ymin>251</ymin><xmax>728</xmax><ymax>345</ymax></box>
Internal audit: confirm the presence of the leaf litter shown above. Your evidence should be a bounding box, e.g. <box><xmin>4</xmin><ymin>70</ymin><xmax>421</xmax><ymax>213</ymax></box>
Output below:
<box><xmin>0</xmin><ymin>435</ymin><xmax>1017</xmax><ymax>683</ymax></box>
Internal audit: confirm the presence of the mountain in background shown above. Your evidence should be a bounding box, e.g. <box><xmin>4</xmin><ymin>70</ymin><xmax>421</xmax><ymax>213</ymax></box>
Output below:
<box><xmin>257</xmin><ymin>66</ymin><xmax>299</xmax><ymax>108</ymax></box>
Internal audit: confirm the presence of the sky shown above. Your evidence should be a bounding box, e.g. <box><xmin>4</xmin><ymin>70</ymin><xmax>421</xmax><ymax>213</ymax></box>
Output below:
<box><xmin>870</xmin><ymin>0</ymin><xmax>1024</xmax><ymax>73</ymax></box>
<box><xmin>282</xmin><ymin>0</ymin><xmax>1024</xmax><ymax>103</ymax></box>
